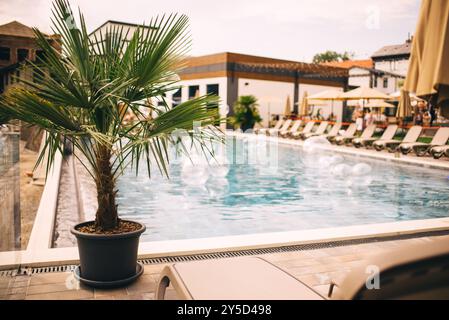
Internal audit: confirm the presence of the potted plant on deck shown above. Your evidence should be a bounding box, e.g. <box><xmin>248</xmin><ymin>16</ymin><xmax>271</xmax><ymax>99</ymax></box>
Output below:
<box><xmin>0</xmin><ymin>0</ymin><xmax>219</xmax><ymax>287</ymax></box>
<box><xmin>229</xmin><ymin>95</ymin><xmax>262</xmax><ymax>131</ymax></box>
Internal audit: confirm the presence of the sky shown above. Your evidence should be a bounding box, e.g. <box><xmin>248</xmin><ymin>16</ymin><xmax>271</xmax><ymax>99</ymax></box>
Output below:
<box><xmin>0</xmin><ymin>0</ymin><xmax>421</xmax><ymax>62</ymax></box>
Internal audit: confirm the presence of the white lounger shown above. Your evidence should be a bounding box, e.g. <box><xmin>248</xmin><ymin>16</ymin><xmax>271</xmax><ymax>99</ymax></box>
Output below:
<box><xmin>280</xmin><ymin>120</ymin><xmax>302</xmax><ymax>138</ymax></box>
<box><xmin>156</xmin><ymin>237</ymin><xmax>449</xmax><ymax>300</ymax></box>
<box><xmin>335</xmin><ymin>124</ymin><xmax>376</xmax><ymax>146</ymax></box>
<box><xmin>373</xmin><ymin>126</ymin><xmax>422</xmax><ymax>152</ymax></box>
<box><xmin>353</xmin><ymin>125</ymin><xmax>398</xmax><ymax>149</ymax></box>
<box><xmin>269</xmin><ymin>119</ymin><xmax>292</xmax><ymax>136</ymax></box>
<box><xmin>329</xmin><ymin>123</ymin><xmax>357</xmax><ymax>144</ymax></box>
<box><xmin>292</xmin><ymin>121</ymin><xmax>315</xmax><ymax>139</ymax></box>
<box><xmin>399</xmin><ymin>127</ymin><xmax>449</xmax><ymax>156</ymax></box>
<box><xmin>301</xmin><ymin>121</ymin><xmax>329</xmax><ymax>140</ymax></box>
<box><xmin>257</xmin><ymin>120</ymin><xmax>283</xmax><ymax>135</ymax></box>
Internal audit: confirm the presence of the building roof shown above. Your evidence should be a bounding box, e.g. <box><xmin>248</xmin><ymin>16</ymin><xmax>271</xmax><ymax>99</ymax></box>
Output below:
<box><xmin>322</xmin><ymin>59</ymin><xmax>373</xmax><ymax>69</ymax></box>
<box><xmin>89</xmin><ymin>20</ymin><xmax>156</xmax><ymax>36</ymax></box>
<box><xmin>349</xmin><ymin>66</ymin><xmax>406</xmax><ymax>79</ymax></box>
<box><xmin>180</xmin><ymin>52</ymin><xmax>348</xmax><ymax>87</ymax></box>
<box><xmin>371</xmin><ymin>41</ymin><xmax>412</xmax><ymax>59</ymax></box>
<box><xmin>0</xmin><ymin>20</ymin><xmax>40</xmax><ymax>38</ymax></box>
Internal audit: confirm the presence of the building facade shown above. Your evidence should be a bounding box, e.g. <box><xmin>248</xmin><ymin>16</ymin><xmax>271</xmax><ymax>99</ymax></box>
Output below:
<box><xmin>371</xmin><ymin>38</ymin><xmax>412</xmax><ymax>77</ymax></box>
<box><xmin>0</xmin><ymin>21</ymin><xmax>61</xmax><ymax>94</ymax></box>
<box><xmin>176</xmin><ymin>52</ymin><xmax>348</xmax><ymax>126</ymax></box>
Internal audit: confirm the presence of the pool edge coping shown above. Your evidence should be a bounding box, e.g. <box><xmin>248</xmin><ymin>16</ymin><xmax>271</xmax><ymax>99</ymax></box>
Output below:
<box><xmin>1</xmin><ymin>132</ymin><xmax>449</xmax><ymax>270</ymax></box>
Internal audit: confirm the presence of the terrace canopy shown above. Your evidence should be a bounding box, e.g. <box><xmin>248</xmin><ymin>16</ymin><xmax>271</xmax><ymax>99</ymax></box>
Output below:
<box><xmin>404</xmin><ymin>0</ymin><xmax>449</xmax><ymax>118</ymax></box>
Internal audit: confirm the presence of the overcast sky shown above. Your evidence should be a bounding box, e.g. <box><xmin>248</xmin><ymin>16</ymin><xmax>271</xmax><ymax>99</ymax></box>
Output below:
<box><xmin>0</xmin><ymin>0</ymin><xmax>421</xmax><ymax>62</ymax></box>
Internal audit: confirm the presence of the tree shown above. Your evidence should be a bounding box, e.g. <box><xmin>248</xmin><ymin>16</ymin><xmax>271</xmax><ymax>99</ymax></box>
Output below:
<box><xmin>229</xmin><ymin>95</ymin><xmax>262</xmax><ymax>131</ymax></box>
<box><xmin>0</xmin><ymin>0</ymin><xmax>220</xmax><ymax>231</ymax></box>
<box><xmin>312</xmin><ymin>51</ymin><xmax>354</xmax><ymax>64</ymax></box>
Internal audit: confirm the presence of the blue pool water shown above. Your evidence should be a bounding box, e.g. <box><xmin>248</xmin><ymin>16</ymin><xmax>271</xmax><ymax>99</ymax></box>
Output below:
<box><xmin>116</xmin><ymin>136</ymin><xmax>449</xmax><ymax>242</ymax></box>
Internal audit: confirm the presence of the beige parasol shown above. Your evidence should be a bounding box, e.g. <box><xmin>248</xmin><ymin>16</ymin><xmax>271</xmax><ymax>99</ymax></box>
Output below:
<box><xmin>365</xmin><ymin>100</ymin><xmax>396</xmax><ymax>109</ymax></box>
<box><xmin>396</xmin><ymin>89</ymin><xmax>413</xmax><ymax>118</ymax></box>
<box><xmin>300</xmin><ymin>91</ymin><xmax>309</xmax><ymax>116</ymax></box>
<box><xmin>338</xmin><ymin>87</ymin><xmax>391</xmax><ymax>101</ymax></box>
<box><xmin>404</xmin><ymin>0</ymin><xmax>449</xmax><ymax>117</ymax></box>
<box><xmin>284</xmin><ymin>95</ymin><xmax>292</xmax><ymax>117</ymax></box>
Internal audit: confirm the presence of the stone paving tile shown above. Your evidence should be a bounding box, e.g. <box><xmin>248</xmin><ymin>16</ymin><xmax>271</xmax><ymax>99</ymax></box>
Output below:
<box><xmin>117</xmin><ymin>293</ymin><xmax>154</xmax><ymax>300</ymax></box>
<box><xmin>27</xmin><ymin>282</ymin><xmax>86</xmax><ymax>295</ymax></box>
<box><xmin>25</xmin><ymin>289</ymin><xmax>94</xmax><ymax>300</ymax></box>
<box><xmin>29</xmin><ymin>272</ymin><xmax>74</xmax><ymax>286</ymax></box>
<box><xmin>125</xmin><ymin>274</ymin><xmax>156</xmax><ymax>295</ymax></box>
<box><xmin>94</xmin><ymin>287</ymin><xmax>128</xmax><ymax>298</ymax></box>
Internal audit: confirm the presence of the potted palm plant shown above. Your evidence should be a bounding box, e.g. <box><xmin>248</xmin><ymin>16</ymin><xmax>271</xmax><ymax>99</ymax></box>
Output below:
<box><xmin>229</xmin><ymin>95</ymin><xmax>262</xmax><ymax>131</ymax></box>
<box><xmin>0</xmin><ymin>0</ymin><xmax>219</xmax><ymax>287</ymax></box>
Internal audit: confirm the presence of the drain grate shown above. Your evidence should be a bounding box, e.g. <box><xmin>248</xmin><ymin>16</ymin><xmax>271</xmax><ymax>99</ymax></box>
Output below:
<box><xmin>0</xmin><ymin>269</ymin><xmax>17</xmax><ymax>277</ymax></box>
<box><xmin>13</xmin><ymin>229</ymin><xmax>449</xmax><ymax>275</ymax></box>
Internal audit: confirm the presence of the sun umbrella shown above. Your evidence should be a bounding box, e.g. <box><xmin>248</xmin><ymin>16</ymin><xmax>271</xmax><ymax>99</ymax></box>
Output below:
<box><xmin>404</xmin><ymin>0</ymin><xmax>449</xmax><ymax>117</ymax></box>
<box><xmin>307</xmin><ymin>89</ymin><xmax>342</xmax><ymax>116</ymax></box>
<box><xmin>338</xmin><ymin>87</ymin><xmax>391</xmax><ymax>101</ymax></box>
<box><xmin>389</xmin><ymin>90</ymin><xmax>424</xmax><ymax>102</ymax></box>
<box><xmin>307</xmin><ymin>89</ymin><xmax>342</xmax><ymax>101</ymax></box>
<box><xmin>300</xmin><ymin>91</ymin><xmax>309</xmax><ymax>116</ymax></box>
<box><xmin>396</xmin><ymin>89</ymin><xmax>413</xmax><ymax>118</ymax></box>
<box><xmin>284</xmin><ymin>95</ymin><xmax>292</xmax><ymax>117</ymax></box>
<box><xmin>365</xmin><ymin>100</ymin><xmax>396</xmax><ymax>109</ymax></box>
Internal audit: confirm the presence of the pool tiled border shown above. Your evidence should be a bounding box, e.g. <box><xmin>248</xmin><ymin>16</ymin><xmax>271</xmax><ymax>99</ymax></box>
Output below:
<box><xmin>1</xmin><ymin>133</ymin><xmax>448</xmax><ymax>270</ymax></box>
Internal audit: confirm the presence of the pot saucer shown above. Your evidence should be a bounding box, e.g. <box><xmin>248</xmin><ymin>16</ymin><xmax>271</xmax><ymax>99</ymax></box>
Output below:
<box><xmin>74</xmin><ymin>262</ymin><xmax>144</xmax><ymax>288</ymax></box>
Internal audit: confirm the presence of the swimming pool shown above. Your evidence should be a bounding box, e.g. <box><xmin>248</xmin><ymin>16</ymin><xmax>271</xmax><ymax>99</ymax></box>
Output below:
<box><xmin>113</xmin><ymin>135</ymin><xmax>449</xmax><ymax>242</ymax></box>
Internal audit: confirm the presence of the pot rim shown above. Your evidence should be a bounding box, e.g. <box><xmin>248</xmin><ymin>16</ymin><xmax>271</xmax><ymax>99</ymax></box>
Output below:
<box><xmin>71</xmin><ymin>219</ymin><xmax>146</xmax><ymax>240</ymax></box>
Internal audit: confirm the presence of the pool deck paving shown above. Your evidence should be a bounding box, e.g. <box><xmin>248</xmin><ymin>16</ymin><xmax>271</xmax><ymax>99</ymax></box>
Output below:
<box><xmin>1</xmin><ymin>233</ymin><xmax>448</xmax><ymax>300</ymax></box>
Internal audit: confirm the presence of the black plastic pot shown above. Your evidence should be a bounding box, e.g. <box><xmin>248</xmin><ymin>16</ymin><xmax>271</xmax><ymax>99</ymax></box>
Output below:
<box><xmin>71</xmin><ymin>220</ymin><xmax>146</xmax><ymax>287</ymax></box>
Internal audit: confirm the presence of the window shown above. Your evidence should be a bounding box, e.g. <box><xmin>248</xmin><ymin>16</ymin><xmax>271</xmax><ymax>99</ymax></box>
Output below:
<box><xmin>206</xmin><ymin>84</ymin><xmax>219</xmax><ymax>108</ymax></box>
<box><xmin>0</xmin><ymin>47</ymin><xmax>10</xmax><ymax>61</ymax></box>
<box><xmin>14</xmin><ymin>70</ymin><xmax>20</xmax><ymax>83</ymax></box>
<box><xmin>33</xmin><ymin>68</ymin><xmax>45</xmax><ymax>83</ymax></box>
<box><xmin>172</xmin><ymin>88</ymin><xmax>181</xmax><ymax>107</ymax></box>
<box><xmin>35</xmin><ymin>50</ymin><xmax>45</xmax><ymax>62</ymax></box>
<box><xmin>188</xmin><ymin>85</ymin><xmax>200</xmax><ymax>100</ymax></box>
<box><xmin>17</xmin><ymin>49</ymin><xmax>29</xmax><ymax>62</ymax></box>
<box><xmin>373</xmin><ymin>76</ymin><xmax>378</xmax><ymax>88</ymax></box>
<box><xmin>383</xmin><ymin>78</ymin><xmax>389</xmax><ymax>88</ymax></box>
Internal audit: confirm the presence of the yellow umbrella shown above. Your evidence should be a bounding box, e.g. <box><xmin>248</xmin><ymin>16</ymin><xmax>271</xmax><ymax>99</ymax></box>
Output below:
<box><xmin>396</xmin><ymin>89</ymin><xmax>413</xmax><ymax>118</ymax></box>
<box><xmin>307</xmin><ymin>89</ymin><xmax>342</xmax><ymax>101</ymax></box>
<box><xmin>307</xmin><ymin>89</ymin><xmax>342</xmax><ymax>116</ymax></box>
<box><xmin>365</xmin><ymin>100</ymin><xmax>396</xmax><ymax>109</ymax></box>
<box><xmin>404</xmin><ymin>0</ymin><xmax>449</xmax><ymax>117</ymax></box>
<box><xmin>300</xmin><ymin>91</ymin><xmax>309</xmax><ymax>116</ymax></box>
<box><xmin>338</xmin><ymin>87</ymin><xmax>391</xmax><ymax>101</ymax></box>
<box><xmin>284</xmin><ymin>95</ymin><xmax>292</xmax><ymax>117</ymax></box>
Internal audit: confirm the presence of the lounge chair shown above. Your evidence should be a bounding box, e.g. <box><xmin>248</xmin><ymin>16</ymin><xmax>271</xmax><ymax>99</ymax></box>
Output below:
<box><xmin>280</xmin><ymin>120</ymin><xmax>302</xmax><ymax>138</ymax></box>
<box><xmin>156</xmin><ymin>238</ymin><xmax>449</xmax><ymax>300</ymax></box>
<box><xmin>292</xmin><ymin>121</ymin><xmax>315</xmax><ymax>140</ymax></box>
<box><xmin>353</xmin><ymin>125</ymin><xmax>398</xmax><ymax>149</ymax></box>
<box><xmin>268</xmin><ymin>119</ymin><xmax>292</xmax><ymax>136</ymax></box>
<box><xmin>301</xmin><ymin>121</ymin><xmax>329</xmax><ymax>140</ymax></box>
<box><xmin>399</xmin><ymin>127</ymin><xmax>449</xmax><ymax>156</ymax></box>
<box><xmin>328</xmin><ymin>123</ymin><xmax>356</xmax><ymax>144</ymax></box>
<box><xmin>257</xmin><ymin>120</ymin><xmax>283</xmax><ymax>135</ymax></box>
<box><xmin>373</xmin><ymin>126</ymin><xmax>422</xmax><ymax>152</ymax></box>
<box><xmin>429</xmin><ymin>145</ymin><xmax>449</xmax><ymax>159</ymax></box>
<box><xmin>335</xmin><ymin>124</ymin><xmax>376</xmax><ymax>146</ymax></box>
<box><xmin>322</xmin><ymin>122</ymin><xmax>343</xmax><ymax>141</ymax></box>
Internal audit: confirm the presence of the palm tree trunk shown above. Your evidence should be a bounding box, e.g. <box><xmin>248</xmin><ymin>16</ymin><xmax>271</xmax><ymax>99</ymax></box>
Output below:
<box><xmin>95</xmin><ymin>145</ymin><xmax>118</xmax><ymax>230</ymax></box>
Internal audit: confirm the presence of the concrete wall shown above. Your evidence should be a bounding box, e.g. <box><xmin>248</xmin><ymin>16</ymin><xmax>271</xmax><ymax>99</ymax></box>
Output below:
<box><xmin>374</xmin><ymin>59</ymin><xmax>409</xmax><ymax>77</ymax></box>
<box><xmin>0</xmin><ymin>132</ymin><xmax>20</xmax><ymax>252</ymax></box>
